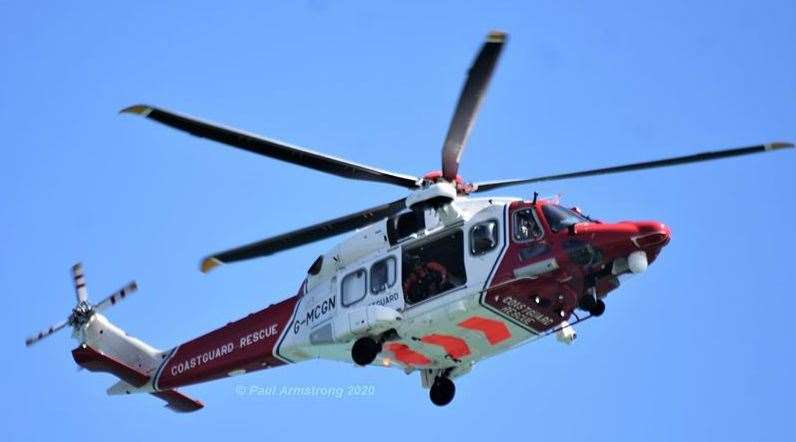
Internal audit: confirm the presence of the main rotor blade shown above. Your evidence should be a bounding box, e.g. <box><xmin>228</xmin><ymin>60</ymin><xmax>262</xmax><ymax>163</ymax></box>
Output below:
<box><xmin>201</xmin><ymin>198</ymin><xmax>407</xmax><ymax>273</ymax></box>
<box><xmin>121</xmin><ymin>105</ymin><xmax>420</xmax><ymax>189</ymax></box>
<box><xmin>25</xmin><ymin>318</ymin><xmax>69</xmax><ymax>347</ymax></box>
<box><xmin>442</xmin><ymin>31</ymin><xmax>507</xmax><ymax>181</ymax></box>
<box><xmin>472</xmin><ymin>142</ymin><xmax>794</xmax><ymax>193</ymax></box>
<box><xmin>94</xmin><ymin>281</ymin><xmax>138</xmax><ymax>313</ymax></box>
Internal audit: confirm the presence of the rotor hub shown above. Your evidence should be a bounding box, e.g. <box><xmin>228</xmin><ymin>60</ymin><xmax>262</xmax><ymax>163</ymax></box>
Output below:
<box><xmin>406</xmin><ymin>180</ymin><xmax>458</xmax><ymax>209</ymax></box>
<box><xmin>70</xmin><ymin>302</ymin><xmax>95</xmax><ymax>327</ymax></box>
<box><xmin>421</xmin><ymin>171</ymin><xmax>474</xmax><ymax>194</ymax></box>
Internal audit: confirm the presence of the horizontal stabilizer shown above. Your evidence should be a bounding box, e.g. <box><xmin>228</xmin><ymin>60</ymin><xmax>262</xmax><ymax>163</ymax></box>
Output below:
<box><xmin>73</xmin><ymin>345</ymin><xmax>204</xmax><ymax>413</ymax></box>
<box><xmin>151</xmin><ymin>389</ymin><xmax>204</xmax><ymax>413</ymax></box>
<box><xmin>72</xmin><ymin>345</ymin><xmax>149</xmax><ymax>387</ymax></box>
<box><xmin>107</xmin><ymin>379</ymin><xmax>139</xmax><ymax>395</ymax></box>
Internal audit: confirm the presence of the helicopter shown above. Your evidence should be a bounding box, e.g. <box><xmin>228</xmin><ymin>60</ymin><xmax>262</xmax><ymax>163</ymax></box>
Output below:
<box><xmin>26</xmin><ymin>31</ymin><xmax>791</xmax><ymax>410</ymax></box>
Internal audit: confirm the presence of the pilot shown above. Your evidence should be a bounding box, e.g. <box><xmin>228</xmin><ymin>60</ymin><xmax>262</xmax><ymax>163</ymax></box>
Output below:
<box><xmin>404</xmin><ymin>259</ymin><xmax>453</xmax><ymax>303</ymax></box>
<box><xmin>518</xmin><ymin>219</ymin><xmax>531</xmax><ymax>240</ymax></box>
<box><xmin>518</xmin><ymin>213</ymin><xmax>540</xmax><ymax>240</ymax></box>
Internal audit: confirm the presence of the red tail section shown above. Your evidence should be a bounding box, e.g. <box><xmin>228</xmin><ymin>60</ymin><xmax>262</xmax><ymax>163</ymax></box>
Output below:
<box><xmin>70</xmin><ymin>292</ymin><xmax>300</xmax><ymax>412</ymax></box>
<box><xmin>154</xmin><ymin>295</ymin><xmax>299</xmax><ymax>390</ymax></box>
<box><xmin>72</xmin><ymin>345</ymin><xmax>204</xmax><ymax>412</ymax></box>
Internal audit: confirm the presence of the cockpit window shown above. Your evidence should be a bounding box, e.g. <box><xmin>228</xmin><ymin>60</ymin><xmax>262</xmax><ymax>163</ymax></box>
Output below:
<box><xmin>513</xmin><ymin>209</ymin><xmax>543</xmax><ymax>242</ymax></box>
<box><xmin>542</xmin><ymin>205</ymin><xmax>590</xmax><ymax>232</ymax></box>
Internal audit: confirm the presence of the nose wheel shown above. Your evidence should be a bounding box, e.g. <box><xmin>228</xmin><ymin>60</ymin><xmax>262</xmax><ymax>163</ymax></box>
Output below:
<box><xmin>429</xmin><ymin>376</ymin><xmax>455</xmax><ymax>406</ymax></box>
<box><xmin>579</xmin><ymin>287</ymin><xmax>606</xmax><ymax>317</ymax></box>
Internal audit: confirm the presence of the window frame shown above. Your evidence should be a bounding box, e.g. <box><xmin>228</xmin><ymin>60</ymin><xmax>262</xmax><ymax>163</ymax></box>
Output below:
<box><xmin>370</xmin><ymin>256</ymin><xmax>397</xmax><ymax>294</ymax></box>
<box><xmin>512</xmin><ymin>208</ymin><xmax>544</xmax><ymax>243</ymax></box>
<box><xmin>469</xmin><ymin>219</ymin><xmax>500</xmax><ymax>256</ymax></box>
<box><xmin>341</xmin><ymin>268</ymin><xmax>368</xmax><ymax>307</ymax></box>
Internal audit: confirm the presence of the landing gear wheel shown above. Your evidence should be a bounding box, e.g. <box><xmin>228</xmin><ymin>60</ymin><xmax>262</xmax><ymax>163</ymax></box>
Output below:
<box><xmin>429</xmin><ymin>377</ymin><xmax>455</xmax><ymax>406</ymax></box>
<box><xmin>579</xmin><ymin>295</ymin><xmax>605</xmax><ymax>317</ymax></box>
<box><xmin>351</xmin><ymin>337</ymin><xmax>381</xmax><ymax>366</ymax></box>
<box><xmin>591</xmin><ymin>299</ymin><xmax>606</xmax><ymax>317</ymax></box>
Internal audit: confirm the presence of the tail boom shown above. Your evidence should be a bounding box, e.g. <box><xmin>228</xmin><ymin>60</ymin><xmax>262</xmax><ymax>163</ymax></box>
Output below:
<box><xmin>153</xmin><ymin>295</ymin><xmax>299</xmax><ymax>390</ymax></box>
<box><xmin>77</xmin><ymin>290</ymin><xmax>300</xmax><ymax>392</ymax></box>
<box><xmin>73</xmin><ymin>294</ymin><xmax>300</xmax><ymax>411</ymax></box>
<box><xmin>31</xmin><ymin>263</ymin><xmax>304</xmax><ymax>412</ymax></box>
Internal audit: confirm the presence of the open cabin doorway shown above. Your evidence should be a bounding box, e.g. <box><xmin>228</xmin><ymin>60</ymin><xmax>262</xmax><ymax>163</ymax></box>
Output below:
<box><xmin>401</xmin><ymin>229</ymin><xmax>466</xmax><ymax>305</ymax></box>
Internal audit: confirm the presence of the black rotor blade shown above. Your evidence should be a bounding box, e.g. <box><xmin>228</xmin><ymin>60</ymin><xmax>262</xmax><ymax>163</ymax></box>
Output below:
<box><xmin>472</xmin><ymin>142</ymin><xmax>793</xmax><ymax>193</ymax></box>
<box><xmin>94</xmin><ymin>281</ymin><xmax>138</xmax><ymax>313</ymax></box>
<box><xmin>200</xmin><ymin>198</ymin><xmax>407</xmax><ymax>273</ymax></box>
<box><xmin>121</xmin><ymin>105</ymin><xmax>420</xmax><ymax>189</ymax></box>
<box><xmin>441</xmin><ymin>31</ymin><xmax>507</xmax><ymax>181</ymax></box>
<box><xmin>25</xmin><ymin>319</ymin><xmax>69</xmax><ymax>347</ymax></box>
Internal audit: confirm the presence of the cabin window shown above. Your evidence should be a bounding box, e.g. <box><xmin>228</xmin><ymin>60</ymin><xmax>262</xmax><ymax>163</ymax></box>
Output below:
<box><xmin>513</xmin><ymin>208</ymin><xmax>543</xmax><ymax>242</ymax></box>
<box><xmin>307</xmin><ymin>255</ymin><xmax>323</xmax><ymax>275</ymax></box>
<box><xmin>402</xmin><ymin>229</ymin><xmax>466</xmax><ymax>305</ymax></box>
<box><xmin>371</xmin><ymin>257</ymin><xmax>397</xmax><ymax>294</ymax></box>
<box><xmin>470</xmin><ymin>220</ymin><xmax>499</xmax><ymax>255</ymax></box>
<box><xmin>387</xmin><ymin>209</ymin><xmax>426</xmax><ymax>245</ymax></box>
<box><xmin>341</xmin><ymin>269</ymin><xmax>367</xmax><ymax>307</ymax></box>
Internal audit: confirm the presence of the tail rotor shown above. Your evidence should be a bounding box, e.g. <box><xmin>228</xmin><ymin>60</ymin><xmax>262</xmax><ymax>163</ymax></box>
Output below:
<box><xmin>25</xmin><ymin>263</ymin><xmax>139</xmax><ymax>347</ymax></box>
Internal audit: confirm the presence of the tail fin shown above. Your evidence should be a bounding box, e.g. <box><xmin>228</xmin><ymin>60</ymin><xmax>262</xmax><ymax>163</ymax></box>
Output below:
<box><xmin>26</xmin><ymin>263</ymin><xmax>204</xmax><ymax>413</ymax></box>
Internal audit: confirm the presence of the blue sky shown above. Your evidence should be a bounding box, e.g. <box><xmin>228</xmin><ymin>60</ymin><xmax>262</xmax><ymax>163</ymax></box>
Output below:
<box><xmin>2</xmin><ymin>1</ymin><xmax>794</xmax><ymax>440</ymax></box>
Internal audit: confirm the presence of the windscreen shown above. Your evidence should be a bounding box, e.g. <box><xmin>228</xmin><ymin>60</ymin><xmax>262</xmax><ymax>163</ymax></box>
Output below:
<box><xmin>541</xmin><ymin>204</ymin><xmax>590</xmax><ymax>232</ymax></box>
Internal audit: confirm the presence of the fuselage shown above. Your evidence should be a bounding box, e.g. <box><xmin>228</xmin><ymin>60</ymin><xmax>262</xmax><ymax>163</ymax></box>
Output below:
<box><xmin>149</xmin><ymin>195</ymin><xmax>671</xmax><ymax>389</ymax></box>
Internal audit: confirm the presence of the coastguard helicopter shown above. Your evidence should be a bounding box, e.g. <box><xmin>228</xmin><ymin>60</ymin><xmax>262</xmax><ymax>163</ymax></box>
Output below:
<box><xmin>27</xmin><ymin>31</ymin><xmax>791</xmax><ymax>410</ymax></box>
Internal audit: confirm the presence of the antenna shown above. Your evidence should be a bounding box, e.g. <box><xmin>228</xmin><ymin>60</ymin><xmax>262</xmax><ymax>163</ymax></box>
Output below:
<box><xmin>531</xmin><ymin>192</ymin><xmax>539</xmax><ymax>206</ymax></box>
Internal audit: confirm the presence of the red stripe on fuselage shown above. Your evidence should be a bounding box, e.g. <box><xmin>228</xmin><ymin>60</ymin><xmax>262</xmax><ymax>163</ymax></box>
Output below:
<box><xmin>156</xmin><ymin>295</ymin><xmax>299</xmax><ymax>390</ymax></box>
<box><xmin>387</xmin><ymin>342</ymin><xmax>430</xmax><ymax>366</ymax></box>
<box><xmin>420</xmin><ymin>334</ymin><xmax>471</xmax><ymax>359</ymax></box>
<box><xmin>458</xmin><ymin>316</ymin><xmax>511</xmax><ymax>345</ymax></box>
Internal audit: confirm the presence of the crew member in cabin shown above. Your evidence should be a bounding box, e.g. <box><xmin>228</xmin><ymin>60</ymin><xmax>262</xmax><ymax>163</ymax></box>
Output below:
<box><xmin>403</xmin><ymin>258</ymin><xmax>453</xmax><ymax>304</ymax></box>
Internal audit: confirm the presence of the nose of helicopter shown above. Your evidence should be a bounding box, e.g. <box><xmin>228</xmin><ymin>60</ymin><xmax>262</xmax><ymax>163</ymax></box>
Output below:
<box><xmin>574</xmin><ymin>220</ymin><xmax>670</xmax><ymax>247</ymax></box>
<box><xmin>624</xmin><ymin>220</ymin><xmax>670</xmax><ymax>273</ymax></box>
<box><xmin>571</xmin><ymin>219</ymin><xmax>671</xmax><ymax>271</ymax></box>
<box><xmin>629</xmin><ymin>221</ymin><xmax>671</xmax><ymax>249</ymax></box>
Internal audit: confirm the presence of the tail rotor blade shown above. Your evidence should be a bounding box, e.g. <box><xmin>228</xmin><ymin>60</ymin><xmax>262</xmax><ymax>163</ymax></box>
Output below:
<box><xmin>94</xmin><ymin>281</ymin><xmax>138</xmax><ymax>313</ymax></box>
<box><xmin>25</xmin><ymin>319</ymin><xmax>69</xmax><ymax>347</ymax></box>
<box><xmin>71</xmin><ymin>263</ymin><xmax>88</xmax><ymax>303</ymax></box>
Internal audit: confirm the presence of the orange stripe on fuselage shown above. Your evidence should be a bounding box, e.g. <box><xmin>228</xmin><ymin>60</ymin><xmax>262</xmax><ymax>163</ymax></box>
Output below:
<box><xmin>420</xmin><ymin>334</ymin><xmax>471</xmax><ymax>359</ymax></box>
<box><xmin>387</xmin><ymin>342</ymin><xmax>430</xmax><ymax>366</ymax></box>
<box><xmin>458</xmin><ymin>316</ymin><xmax>511</xmax><ymax>345</ymax></box>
